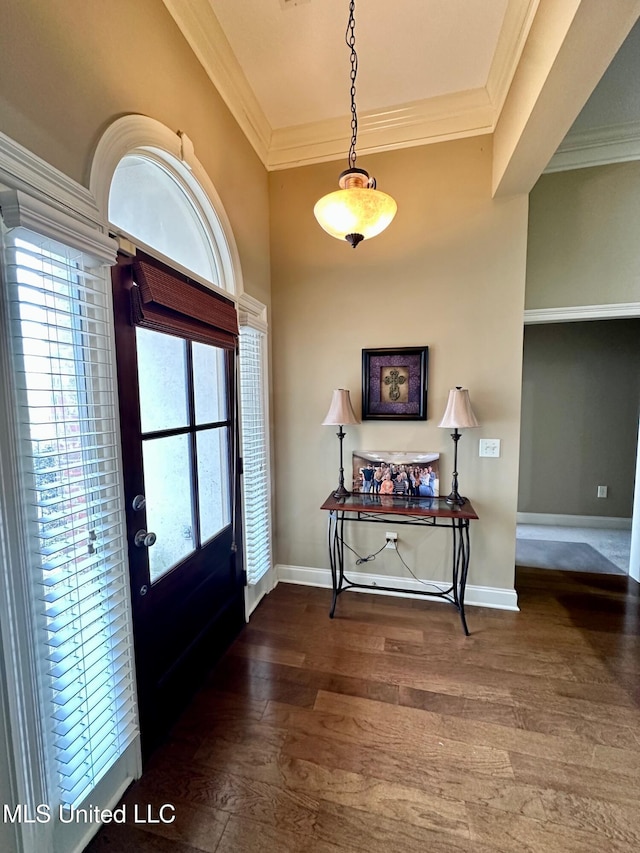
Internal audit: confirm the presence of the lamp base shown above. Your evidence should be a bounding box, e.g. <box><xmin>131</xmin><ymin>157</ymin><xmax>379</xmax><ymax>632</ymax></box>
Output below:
<box><xmin>333</xmin><ymin>484</ymin><xmax>351</xmax><ymax>499</ymax></box>
<box><xmin>445</xmin><ymin>491</ymin><xmax>466</xmax><ymax>506</ymax></box>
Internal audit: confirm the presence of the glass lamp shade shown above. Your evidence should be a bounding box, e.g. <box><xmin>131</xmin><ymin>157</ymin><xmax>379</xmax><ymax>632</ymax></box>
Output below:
<box><xmin>314</xmin><ymin>188</ymin><xmax>397</xmax><ymax>245</ymax></box>
<box><xmin>314</xmin><ymin>168</ymin><xmax>397</xmax><ymax>248</ymax></box>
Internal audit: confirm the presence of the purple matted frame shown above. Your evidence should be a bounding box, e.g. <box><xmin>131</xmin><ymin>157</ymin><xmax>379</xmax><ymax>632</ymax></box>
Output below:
<box><xmin>361</xmin><ymin>346</ymin><xmax>428</xmax><ymax>420</ymax></box>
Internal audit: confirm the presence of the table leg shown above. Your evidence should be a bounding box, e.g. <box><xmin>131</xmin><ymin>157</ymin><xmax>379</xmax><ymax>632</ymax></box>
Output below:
<box><xmin>457</xmin><ymin>519</ymin><xmax>471</xmax><ymax>636</ymax></box>
<box><xmin>328</xmin><ymin>510</ymin><xmax>345</xmax><ymax>618</ymax></box>
<box><xmin>451</xmin><ymin>521</ymin><xmax>460</xmax><ymax>608</ymax></box>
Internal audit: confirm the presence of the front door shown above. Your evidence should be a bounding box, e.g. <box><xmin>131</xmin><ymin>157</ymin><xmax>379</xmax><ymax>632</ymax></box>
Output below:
<box><xmin>111</xmin><ymin>253</ymin><xmax>245</xmax><ymax>753</ymax></box>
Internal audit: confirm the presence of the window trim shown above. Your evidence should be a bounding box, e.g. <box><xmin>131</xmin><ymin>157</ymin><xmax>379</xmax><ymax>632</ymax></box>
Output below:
<box><xmin>89</xmin><ymin>114</ymin><xmax>245</xmax><ymax>300</ymax></box>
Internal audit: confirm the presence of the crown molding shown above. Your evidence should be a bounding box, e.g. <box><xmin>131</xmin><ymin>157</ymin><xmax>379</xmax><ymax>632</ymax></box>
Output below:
<box><xmin>545</xmin><ymin>120</ymin><xmax>640</xmax><ymax>173</ymax></box>
<box><xmin>162</xmin><ymin>0</ymin><xmax>499</xmax><ymax>171</ymax></box>
<box><xmin>268</xmin><ymin>89</ymin><xmax>494</xmax><ymax>170</ymax></box>
<box><xmin>524</xmin><ymin>302</ymin><xmax>640</xmax><ymax>324</ymax></box>
<box><xmin>161</xmin><ymin>0</ymin><xmax>272</xmax><ymax>165</ymax></box>
<box><xmin>160</xmin><ymin>0</ymin><xmax>640</xmax><ymax>176</ymax></box>
<box><xmin>486</xmin><ymin>0</ymin><xmax>541</xmax><ymax>117</ymax></box>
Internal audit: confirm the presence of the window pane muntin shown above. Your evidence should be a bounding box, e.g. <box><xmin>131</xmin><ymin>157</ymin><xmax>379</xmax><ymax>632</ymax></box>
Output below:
<box><xmin>137</xmin><ymin>337</ymin><xmax>231</xmax><ymax>573</ymax></box>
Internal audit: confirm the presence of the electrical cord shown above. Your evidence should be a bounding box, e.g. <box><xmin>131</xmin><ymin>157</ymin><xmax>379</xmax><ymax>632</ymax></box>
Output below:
<box><xmin>394</xmin><ymin>541</ymin><xmax>449</xmax><ymax>594</ymax></box>
<box><xmin>338</xmin><ymin>534</ymin><xmax>388</xmax><ymax>565</ymax></box>
<box><xmin>340</xmin><ymin>533</ymin><xmax>448</xmax><ymax>592</ymax></box>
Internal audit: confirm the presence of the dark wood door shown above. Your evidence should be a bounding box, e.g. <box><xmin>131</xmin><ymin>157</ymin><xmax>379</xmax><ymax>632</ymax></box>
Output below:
<box><xmin>111</xmin><ymin>255</ymin><xmax>245</xmax><ymax>753</ymax></box>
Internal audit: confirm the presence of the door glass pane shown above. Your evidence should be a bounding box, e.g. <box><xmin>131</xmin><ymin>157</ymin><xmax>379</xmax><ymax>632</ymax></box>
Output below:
<box><xmin>143</xmin><ymin>434</ymin><xmax>195</xmax><ymax>582</ymax></box>
<box><xmin>197</xmin><ymin>428</ymin><xmax>230</xmax><ymax>542</ymax></box>
<box><xmin>193</xmin><ymin>342</ymin><xmax>227</xmax><ymax>424</ymax></box>
<box><xmin>137</xmin><ymin>327</ymin><xmax>188</xmax><ymax>432</ymax></box>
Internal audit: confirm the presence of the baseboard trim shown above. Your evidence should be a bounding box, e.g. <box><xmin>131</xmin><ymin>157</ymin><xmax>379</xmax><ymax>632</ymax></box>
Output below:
<box><xmin>276</xmin><ymin>564</ymin><xmax>519</xmax><ymax>612</ymax></box>
<box><xmin>517</xmin><ymin>512</ymin><xmax>632</xmax><ymax>530</ymax></box>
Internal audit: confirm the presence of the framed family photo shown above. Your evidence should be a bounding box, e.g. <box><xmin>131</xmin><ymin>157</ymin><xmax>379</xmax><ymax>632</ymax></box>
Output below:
<box><xmin>352</xmin><ymin>451</ymin><xmax>440</xmax><ymax>496</ymax></box>
<box><xmin>362</xmin><ymin>346</ymin><xmax>428</xmax><ymax>420</ymax></box>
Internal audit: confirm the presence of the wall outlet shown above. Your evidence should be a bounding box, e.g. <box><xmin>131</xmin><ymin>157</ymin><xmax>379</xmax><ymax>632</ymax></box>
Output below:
<box><xmin>479</xmin><ymin>439</ymin><xmax>501</xmax><ymax>458</ymax></box>
<box><xmin>597</xmin><ymin>485</ymin><xmax>608</xmax><ymax>498</ymax></box>
<box><xmin>385</xmin><ymin>531</ymin><xmax>397</xmax><ymax>549</ymax></box>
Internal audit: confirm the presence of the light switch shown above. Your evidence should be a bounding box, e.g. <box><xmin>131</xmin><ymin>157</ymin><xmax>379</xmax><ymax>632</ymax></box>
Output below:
<box><xmin>479</xmin><ymin>439</ymin><xmax>501</xmax><ymax>458</ymax></box>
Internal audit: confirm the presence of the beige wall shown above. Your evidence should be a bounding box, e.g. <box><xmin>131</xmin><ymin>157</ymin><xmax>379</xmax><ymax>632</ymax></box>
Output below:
<box><xmin>270</xmin><ymin>137</ymin><xmax>528</xmax><ymax>593</ymax></box>
<box><xmin>519</xmin><ymin>320</ymin><xmax>640</xmax><ymax>517</ymax></box>
<box><xmin>0</xmin><ymin>0</ymin><xmax>271</xmax><ymax>306</ymax></box>
<box><xmin>526</xmin><ymin>162</ymin><xmax>640</xmax><ymax>311</ymax></box>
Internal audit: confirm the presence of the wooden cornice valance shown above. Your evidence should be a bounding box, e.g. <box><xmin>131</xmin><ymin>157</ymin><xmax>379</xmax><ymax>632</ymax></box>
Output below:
<box><xmin>130</xmin><ymin>252</ymin><xmax>238</xmax><ymax>349</ymax></box>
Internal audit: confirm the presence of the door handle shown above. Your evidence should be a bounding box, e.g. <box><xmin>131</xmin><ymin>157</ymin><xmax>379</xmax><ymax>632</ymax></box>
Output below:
<box><xmin>134</xmin><ymin>529</ymin><xmax>157</xmax><ymax>548</ymax></box>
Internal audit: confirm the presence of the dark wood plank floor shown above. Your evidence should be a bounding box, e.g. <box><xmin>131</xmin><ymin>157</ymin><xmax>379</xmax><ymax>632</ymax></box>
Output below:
<box><xmin>86</xmin><ymin>568</ymin><xmax>640</xmax><ymax>852</ymax></box>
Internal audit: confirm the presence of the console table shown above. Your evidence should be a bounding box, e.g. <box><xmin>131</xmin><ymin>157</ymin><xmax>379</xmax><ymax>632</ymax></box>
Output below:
<box><xmin>320</xmin><ymin>492</ymin><xmax>479</xmax><ymax>635</ymax></box>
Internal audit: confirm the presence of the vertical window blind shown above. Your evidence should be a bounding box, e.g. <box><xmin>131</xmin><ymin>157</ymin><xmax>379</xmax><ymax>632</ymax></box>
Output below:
<box><xmin>2</xmin><ymin>230</ymin><xmax>138</xmax><ymax>809</ymax></box>
<box><xmin>239</xmin><ymin>326</ymin><xmax>272</xmax><ymax>584</ymax></box>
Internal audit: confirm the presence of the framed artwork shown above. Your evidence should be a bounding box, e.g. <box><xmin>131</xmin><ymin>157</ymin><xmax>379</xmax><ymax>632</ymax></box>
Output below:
<box><xmin>362</xmin><ymin>346</ymin><xmax>428</xmax><ymax>420</ymax></box>
<box><xmin>352</xmin><ymin>451</ymin><xmax>440</xmax><ymax>495</ymax></box>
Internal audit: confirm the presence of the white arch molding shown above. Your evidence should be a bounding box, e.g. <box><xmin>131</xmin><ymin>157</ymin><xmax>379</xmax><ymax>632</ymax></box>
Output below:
<box><xmin>89</xmin><ymin>114</ymin><xmax>244</xmax><ymax>298</ymax></box>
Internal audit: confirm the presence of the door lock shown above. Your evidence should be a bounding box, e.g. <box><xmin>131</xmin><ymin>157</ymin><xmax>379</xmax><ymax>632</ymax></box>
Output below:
<box><xmin>134</xmin><ymin>529</ymin><xmax>157</xmax><ymax>548</ymax></box>
<box><xmin>132</xmin><ymin>494</ymin><xmax>146</xmax><ymax>511</ymax></box>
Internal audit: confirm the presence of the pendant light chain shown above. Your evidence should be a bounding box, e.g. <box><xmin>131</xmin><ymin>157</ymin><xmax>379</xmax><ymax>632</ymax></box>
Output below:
<box><xmin>312</xmin><ymin>0</ymin><xmax>397</xmax><ymax>247</ymax></box>
<box><xmin>346</xmin><ymin>0</ymin><xmax>358</xmax><ymax>170</ymax></box>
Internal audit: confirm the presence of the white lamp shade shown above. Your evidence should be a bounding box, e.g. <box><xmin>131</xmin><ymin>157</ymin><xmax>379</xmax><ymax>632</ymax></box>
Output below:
<box><xmin>314</xmin><ymin>188</ymin><xmax>397</xmax><ymax>242</ymax></box>
<box><xmin>438</xmin><ymin>387</ymin><xmax>479</xmax><ymax>429</ymax></box>
<box><xmin>322</xmin><ymin>389</ymin><xmax>360</xmax><ymax>425</ymax></box>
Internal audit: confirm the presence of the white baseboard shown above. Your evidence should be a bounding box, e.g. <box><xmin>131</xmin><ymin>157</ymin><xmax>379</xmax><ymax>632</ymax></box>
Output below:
<box><xmin>517</xmin><ymin>512</ymin><xmax>632</xmax><ymax>530</ymax></box>
<box><xmin>276</xmin><ymin>564</ymin><xmax>519</xmax><ymax>612</ymax></box>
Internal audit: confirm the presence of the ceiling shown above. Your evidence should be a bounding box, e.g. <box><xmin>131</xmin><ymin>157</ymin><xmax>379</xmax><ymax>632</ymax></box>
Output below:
<box><xmin>210</xmin><ymin>0</ymin><xmax>511</xmax><ymax>129</ymax></box>
<box><xmin>162</xmin><ymin>0</ymin><xmax>538</xmax><ymax>169</ymax></box>
<box><xmin>162</xmin><ymin>0</ymin><xmax>640</xmax><ymax>175</ymax></box>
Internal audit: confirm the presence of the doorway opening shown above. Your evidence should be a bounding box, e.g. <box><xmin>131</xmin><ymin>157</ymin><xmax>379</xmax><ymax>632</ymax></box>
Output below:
<box><xmin>517</xmin><ymin>316</ymin><xmax>640</xmax><ymax>578</ymax></box>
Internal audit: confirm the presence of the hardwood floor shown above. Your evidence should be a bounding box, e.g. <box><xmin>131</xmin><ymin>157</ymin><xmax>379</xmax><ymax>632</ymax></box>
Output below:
<box><xmin>86</xmin><ymin>568</ymin><xmax>640</xmax><ymax>852</ymax></box>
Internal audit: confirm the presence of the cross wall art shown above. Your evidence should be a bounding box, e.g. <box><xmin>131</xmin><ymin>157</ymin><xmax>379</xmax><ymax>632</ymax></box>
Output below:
<box><xmin>361</xmin><ymin>346</ymin><xmax>429</xmax><ymax>421</ymax></box>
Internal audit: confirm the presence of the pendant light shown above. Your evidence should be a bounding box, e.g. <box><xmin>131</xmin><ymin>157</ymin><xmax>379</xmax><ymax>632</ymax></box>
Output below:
<box><xmin>313</xmin><ymin>0</ymin><xmax>397</xmax><ymax>248</ymax></box>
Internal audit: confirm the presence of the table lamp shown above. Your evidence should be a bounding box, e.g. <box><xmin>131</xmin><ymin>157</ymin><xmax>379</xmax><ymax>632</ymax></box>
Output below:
<box><xmin>438</xmin><ymin>386</ymin><xmax>479</xmax><ymax>506</ymax></box>
<box><xmin>322</xmin><ymin>389</ymin><xmax>360</xmax><ymax>498</ymax></box>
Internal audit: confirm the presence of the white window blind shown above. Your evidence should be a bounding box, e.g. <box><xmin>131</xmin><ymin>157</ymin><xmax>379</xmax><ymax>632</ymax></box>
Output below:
<box><xmin>2</xmin><ymin>230</ymin><xmax>138</xmax><ymax>809</ymax></box>
<box><xmin>239</xmin><ymin>326</ymin><xmax>272</xmax><ymax>584</ymax></box>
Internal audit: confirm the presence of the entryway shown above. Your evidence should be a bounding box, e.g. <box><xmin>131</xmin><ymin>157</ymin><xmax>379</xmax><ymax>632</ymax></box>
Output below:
<box><xmin>518</xmin><ymin>316</ymin><xmax>640</xmax><ymax>580</ymax></box>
